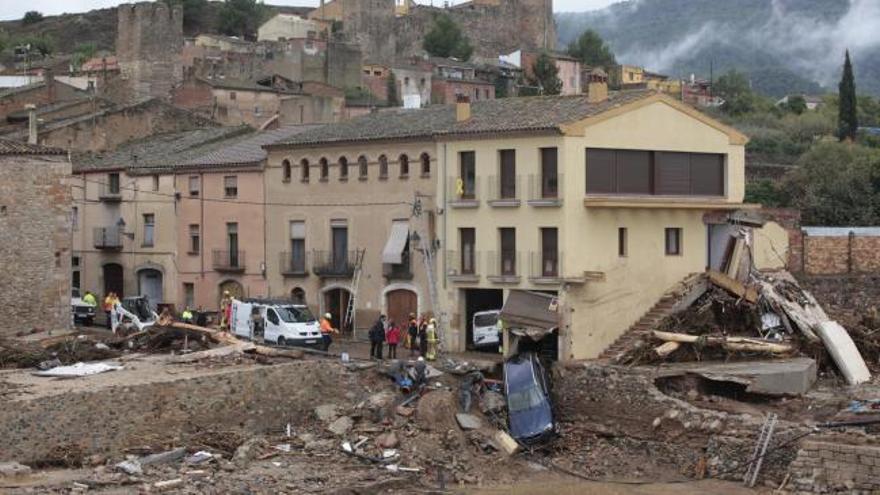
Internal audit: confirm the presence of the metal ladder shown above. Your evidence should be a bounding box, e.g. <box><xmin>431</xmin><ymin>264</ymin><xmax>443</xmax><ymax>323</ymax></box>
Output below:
<box><xmin>744</xmin><ymin>412</ymin><xmax>778</xmax><ymax>487</ymax></box>
<box><xmin>343</xmin><ymin>249</ymin><xmax>365</xmax><ymax>337</ymax></box>
<box><xmin>412</xmin><ymin>194</ymin><xmax>442</xmax><ymax>353</ymax></box>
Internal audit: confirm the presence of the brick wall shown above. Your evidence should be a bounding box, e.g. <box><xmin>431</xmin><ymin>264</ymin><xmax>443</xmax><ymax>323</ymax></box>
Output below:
<box><xmin>0</xmin><ymin>154</ymin><xmax>71</xmax><ymax>336</ymax></box>
<box><xmin>0</xmin><ymin>360</ymin><xmax>363</xmax><ymax>464</ymax></box>
<box><xmin>802</xmin><ymin>233</ymin><xmax>880</xmax><ymax>275</ymax></box>
<box><xmin>788</xmin><ymin>440</ymin><xmax>880</xmax><ymax>493</ymax></box>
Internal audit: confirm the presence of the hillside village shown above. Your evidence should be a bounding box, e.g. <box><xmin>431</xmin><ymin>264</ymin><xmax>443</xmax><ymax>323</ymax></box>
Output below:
<box><xmin>1</xmin><ymin>1</ymin><xmax>880</xmax><ymax>494</ymax></box>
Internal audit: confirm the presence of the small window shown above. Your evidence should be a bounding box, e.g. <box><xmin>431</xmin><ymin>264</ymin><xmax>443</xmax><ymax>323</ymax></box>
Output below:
<box><xmin>358</xmin><ymin>155</ymin><xmax>368</xmax><ymax>179</ymax></box>
<box><xmin>618</xmin><ymin>227</ymin><xmax>627</xmax><ymax>257</ymax></box>
<box><xmin>339</xmin><ymin>156</ymin><xmax>349</xmax><ymax>180</ymax></box>
<box><xmin>152</xmin><ymin>175</ymin><xmax>160</xmax><ymax>191</ymax></box>
<box><xmin>143</xmin><ymin>214</ymin><xmax>155</xmax><ymax>247</ymax></box>
<box><xmin>378</xmin><ymin>155</ymin><xmax>388</xmax><ymax>179</ymax></box>
<box><xmin>254</xmin><ymin>106</ymin><xmax>261</xmax><ymax>116</ymax></box>
<box><xmin>183</xmin><ymin>283</ymin><xmax>194</xmax><ymax>308</ymax></box>
<box><xmin>319</xmin><ymin>158</ymin><xmax>329</xmax><ymax>181</ymax></box>
<box><xmin>420</xmin><ymin>153</ymin><xmax>430</xmax><ymax>176</ymax></box>
<box><xmin>300</xmin><ymin>159</ymin><xmax>310</xmax><ymax>182</ymax></box>
<box><xmin>224</xmin><ymin>176</ymin><xmax>238</xmax><ymax>198</ymax></box>
<box><xmin>108</xmin><ymin>173</ymin><xmax>120</xmax><ymax>194</ymax></box>
<box><xmin>229</xmin><ymin>91</ymin><xmax>237</xmax><ymax>100</ymax></box>
<box><xmin>282</xmin><ymin>159</ymin><xmax>291</xmax><ymax>182</ymax></box>
<box><xmin>399</xmin><ymin>154</ymin><xmax>409</xmax><ymax>177</ymax></box>
<box><xmin>189</xmin><ymin>175</ymin><xmax>200</xmax><ymax>196</ymax></box>
<box><xmin>665</xmin><ymin>228</ymin><xmax>682</xmax><ymax>256</ymax></box>
<box><xmin>189</xmin><ymin>224</ymin><xmax>200</xmax><ymax>254</ymax></box>
<box><xmin>72</xmin><ymin>206</ymin><xmax>79</xmax><ymax>231</ymax></box>
<box><xmin>404</xmin><ymin>77</ymin><xmax>410</xmax><ymax>86</ymax></box>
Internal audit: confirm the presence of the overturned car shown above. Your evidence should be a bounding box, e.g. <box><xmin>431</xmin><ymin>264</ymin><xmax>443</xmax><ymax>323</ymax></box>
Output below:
<box><xmin>504</xmin><ymin>351</ymin><xmax>555</xmax><ymax>444</ymax></box>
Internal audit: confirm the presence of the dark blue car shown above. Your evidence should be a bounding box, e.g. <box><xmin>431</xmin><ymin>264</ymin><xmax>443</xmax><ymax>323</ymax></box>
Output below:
<box><xmin>504</xmin><ymin>352</ymin><xmax>555</xmax><ymax>444</ymax></box>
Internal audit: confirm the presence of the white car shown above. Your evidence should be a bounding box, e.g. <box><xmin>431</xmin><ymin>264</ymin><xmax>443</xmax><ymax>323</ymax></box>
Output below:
<box><xmin>472</xmin><ymin>309</ymin><xmax>502</xmax><ymax>349</ymax></box>
<box><xmin>71</xmin><ymin>289</ymin><xmax>96</xmax><ymax>326</ymax></box>
<box><xmin>231</xmin><ymin>299</ymin><xmax>322</xmax><ymax>348</ymax></box>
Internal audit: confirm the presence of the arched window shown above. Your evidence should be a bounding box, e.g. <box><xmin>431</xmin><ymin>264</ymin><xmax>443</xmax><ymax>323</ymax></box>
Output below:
<box><xmin>319</xmin><ymin>158</ymin><xmax>329</xmax><ymax>181</ymax></box>
<box><xmin>282</xmin><ymin>159</ymin><xmax>291</xmax><ymax>182</ymax></box>
<box><xmin>378</xmin><ymin>155</ymin><xmax>388</xmax><ymax>179</ymax></box>
<box><xmin>339</xmin><ymin>156</ymin><xmax>349</xmax><ymax>180</ymax></box>
<box><xmin>358</xmin><ymin>155</ymin><xmax>368</xmax><ymax>179</ymax></box>
<box><xmin>420</xmin><ymin>153</ymin><xmax>430</xmax><ymax>176</ymax></box>
<box><xmin>399</xmin><ymin>154</ymin><xmax>409</xmax><ymax>178</ymax></box>
<box><xmin>300</xmin><ymin>158</ymin><xmax>310</xmax><ymax>182</ymax></box>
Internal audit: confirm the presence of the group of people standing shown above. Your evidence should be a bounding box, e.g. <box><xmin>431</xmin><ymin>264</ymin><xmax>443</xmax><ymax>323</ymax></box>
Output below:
<box><xmin>369</xmin><ymin>313</ymin><xmax>437</xmax><ymax>361</ymax></box>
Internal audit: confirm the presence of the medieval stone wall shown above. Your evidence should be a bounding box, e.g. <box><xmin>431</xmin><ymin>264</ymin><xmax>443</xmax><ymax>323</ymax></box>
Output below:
<box><xmin>116</xmin><ymin>2</ymin><xmax>184</xmax><ymax>102</ymax></box>
<box><xmin>0</xmin><ymin>154</ymin><xmax>71</xmax><ymax>337</ymax></box>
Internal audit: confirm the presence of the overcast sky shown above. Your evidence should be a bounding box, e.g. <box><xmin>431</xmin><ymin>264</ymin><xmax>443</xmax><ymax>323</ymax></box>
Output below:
<box><xmin>0</xmin><ymin>0</ymin><xmax>616</xmax><ymax>21</ymax></box>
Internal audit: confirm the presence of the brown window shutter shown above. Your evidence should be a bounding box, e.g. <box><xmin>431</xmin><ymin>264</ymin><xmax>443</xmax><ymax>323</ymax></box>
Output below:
<box><xmin>500</xmin><ymin>149</ymin><xmax>516</xmax><ymax>199</ymax></box>
<box><xmin>655</xmin><ymin>152</ymin><xmax>690</xmax><ymax>195</ymax></box>
<box><xmin>690</xmin><ymin>153</ymin><xmax>724</xmax><ymax>196</ymax></box>
<box><xmin>616</xmin><ymin>150</ymin><xmax>652</xmax><ymax>194</ymax></box>
<box><xmin>586</xmin><ymin>148</ymin><xmax>615</xmax><ymax>194</ymax></box>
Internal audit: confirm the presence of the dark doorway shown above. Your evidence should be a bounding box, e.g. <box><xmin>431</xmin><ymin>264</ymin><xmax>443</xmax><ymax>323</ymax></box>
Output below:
<box><xmin>324</xmin><ymin>288</ymin><xmax>351</xmax><ymax>333</ymax></box>
<box><xmin>386</xmin><ymin>289</ymin><xmax>417</xmax><ymax>328</ymax></box>
<box><xmin>291</xmin><ymin>287</ymin><xmax>306</xmax><ymax>305</ymax></box>
<box><xmin>514</xmin><ymin>330</ymin><xmax>559</xmax><ymax>362</ymax></box>
<box><xmin>103</xmin><ymin>263</ymin><xmax>123</xmax><ymax>297</ymax></box>
<box><xmin>463</xmin><ymin>288</ymin><xmax>504</xmax><ymax>351</ymax></box>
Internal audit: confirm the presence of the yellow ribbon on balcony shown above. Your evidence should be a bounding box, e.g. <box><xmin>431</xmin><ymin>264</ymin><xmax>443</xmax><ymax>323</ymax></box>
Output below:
<box><xmin>455</xmin><ymin>178</ymin><xmax>464</xmax><ymax>197</ymax></box>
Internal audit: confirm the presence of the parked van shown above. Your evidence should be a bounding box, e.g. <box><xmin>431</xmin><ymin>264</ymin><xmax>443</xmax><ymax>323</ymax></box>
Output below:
<box><xmin>472</xmin><ymin>309</ymin><xmax>502</xmax><ymax>349</ymax></box>
<box><xmin>231</xmin><ymin>298</ymin><xmax>321</xmax><ymax>348</ymax></box>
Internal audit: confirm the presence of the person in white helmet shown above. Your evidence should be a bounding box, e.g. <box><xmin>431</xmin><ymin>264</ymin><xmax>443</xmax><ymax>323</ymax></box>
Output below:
<box><xmin>319</xmin><ymin>312</ymin><xmax>338</xmax><ymax>351</ymax></box>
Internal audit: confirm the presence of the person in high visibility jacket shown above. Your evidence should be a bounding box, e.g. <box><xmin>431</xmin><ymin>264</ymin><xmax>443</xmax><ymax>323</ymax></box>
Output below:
<box><xmin>426</xmin><ymin>318</ymin><xmax>439</xmax><ymax>361</ymax></box>
<box><xmin>82</xmin><ymin>291</ymin><xmax>97</xmax><ymax>307</ymax></box>
<box><xmin>320</xmin><ymin>313</ymin><xmax>339</xmax><ymax>351</ymax></box>
<box><xmin>103</xmin><ymin>293</ymin><xmax>115</xmax><ymax>329</ymax></box>
<box><xmin>181</xmin><ymin>308</ymin><xmax>194</xmax><ymax>323</ymax></box>
<box><xmin>219</xmin><ymin>291</ymin><xmax>233</xmax><ymax>331</ymax></box>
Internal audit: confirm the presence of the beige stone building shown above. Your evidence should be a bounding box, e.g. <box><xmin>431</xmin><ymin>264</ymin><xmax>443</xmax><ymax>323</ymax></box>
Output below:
<box><xmin>264</xmin><ymin>116</ymin><xmax>439</xmax><ymax>332</ymax></box>
<box><xmin>434</xmin><ymin>91</ymin><xmax>756</xmax><ymax>359</ymax></box>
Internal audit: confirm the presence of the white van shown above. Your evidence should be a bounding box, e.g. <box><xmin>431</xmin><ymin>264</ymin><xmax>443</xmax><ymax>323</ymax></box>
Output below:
<box><xmin>472</xmin><ymin>309</ymin><xmax>502</xmax><ymax>349</ymax></box>
<box><xmin>231</xmin><ymin>299</ymin><xmax>321</xmax><ymax>348</ymax></box>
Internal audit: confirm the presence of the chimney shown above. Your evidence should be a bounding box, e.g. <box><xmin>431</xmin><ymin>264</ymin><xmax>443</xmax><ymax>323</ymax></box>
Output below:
<box><xmin>26</xmin><ymin>104</ymin><xmax>38</xmax><ymax>145</ymax></box>
<box><xmin>44</xmin><ymin>68</ymin><xmax>56</xmax><ymax>103</ymax></box>
<box><xmin>586</xmin><ymin>67</ymin><xmax>608</xmax><ymax>103</ymax></box>
<box><xmin>455</xmin><ymin>101</ymin><xmax>471</xmax><ymax>122</ymax></box>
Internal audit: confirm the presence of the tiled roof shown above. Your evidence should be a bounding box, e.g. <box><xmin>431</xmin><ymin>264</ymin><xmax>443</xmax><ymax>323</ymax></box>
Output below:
<box><xmin>0</xmin><ymin>138</ymin><xmax>65</xmax><ymax>155</ymax></box>
<box><xmin>0</xmin><ymin>82</ymin><xmax>45</xmax><ymax>100</ymax></box>
<box><xmin>72</xmin><ymin>126</ymin><xmax>249</xmax><ymax>173</ymax></box>
<box><xmin>272</xmin><ymin>90</ymin><xmax>655</xmax><ymax>147</ymax></box>
<box><xmin>199</xmin><ymin>77</ymin><xmax>301</xmax><ymax>94</ymax></box>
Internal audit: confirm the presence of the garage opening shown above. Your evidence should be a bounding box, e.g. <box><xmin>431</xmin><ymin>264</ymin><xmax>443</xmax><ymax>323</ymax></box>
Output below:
<box><xmin>463</xmin><ymin>288</ymin><xmax>504</xmax><ymax>352</ymax></box>
<box><xmin>137</xmin><ymin>269</ymin><xmax>163</xmax><ymax>311</ymax></box>
<box><xmin>103</xmin><ymin>263</ymin><xmax>124</xmax><ymax>297</ymax></box>
<box><xmin>324</xmin><ymin>287</ymin><xmax>352</xmax><ymax>333</ymax></box>
<box><xmin>513</xmin><ymin>330</ymin><xmax>559</xmax><ymax>362</ymax></box>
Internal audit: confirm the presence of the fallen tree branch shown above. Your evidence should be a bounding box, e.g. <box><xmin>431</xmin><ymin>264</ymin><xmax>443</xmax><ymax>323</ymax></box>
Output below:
<box><xmin>652</xmin><ymin>330</ymin><xmax>794</xmax><ymax>354</ymax></box>
<box><xmin>654</xmin><ymin>341</ymin><xmax>681</xmax><ymax>357</ymax></box>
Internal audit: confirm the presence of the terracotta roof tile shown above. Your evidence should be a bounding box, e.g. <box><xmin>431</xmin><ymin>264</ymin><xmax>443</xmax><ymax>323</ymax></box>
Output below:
<box><xmin>0</xmin><ymin>138</ymin><xmax>65</xmax><ymax>155</ymax></box>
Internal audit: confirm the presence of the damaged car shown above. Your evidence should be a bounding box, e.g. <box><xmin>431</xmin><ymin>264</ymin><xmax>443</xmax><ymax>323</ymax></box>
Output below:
<box><xmin>504</xmin><ymin>351</ymin><xmax>555</xmax><ymax>444</ymax></box>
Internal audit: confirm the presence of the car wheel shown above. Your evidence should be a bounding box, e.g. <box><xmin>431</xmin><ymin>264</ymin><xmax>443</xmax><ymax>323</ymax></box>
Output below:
<box><xmin>277</xmin><ymin>336</ymin><xmax>286</xmax><ymax>346</ymax></box>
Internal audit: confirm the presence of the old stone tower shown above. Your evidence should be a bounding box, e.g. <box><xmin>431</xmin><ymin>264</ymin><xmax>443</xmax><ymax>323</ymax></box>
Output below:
<box><xmin>116</xmin><ymin>2</ymin><xmax>184</xmax><ymax>102</ymax></box>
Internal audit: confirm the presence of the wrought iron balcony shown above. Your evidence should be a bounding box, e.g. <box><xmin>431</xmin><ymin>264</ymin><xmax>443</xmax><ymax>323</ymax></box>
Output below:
<box><xmin>447</xmin><ymin>176</ymin><xmax>481</xmax><ymax>208</ymax></box>
<box><xmin>98</xmin><ymin>182</ymin><xmax>122</xmax><ymax>202</ymax></box>
<box><xmin>213</xmin><ymin>250</ymin><xmax>245</xmax><ymax>272</ymax></box>
<box><xmin>445</xmin><ymin>250</ymin><xmax>481</xmax><ymax>282</ymax></box>
<box><xmin>93</xmin><ymin>227</ymin><xmax>123</xmax><ymax>250</ymax></box>
<box><xmin>527</xmin><ymin>173</ymin><xmax>564</xmax><ymax>207</ymax></box>
<box><xmin>487</xmin><ymin>174</ymin><xmax>521</xmax><ymax>207</ymax></box>
<box><xmin>487</xmin><ymin>250</ymin><xmax>521</xmax><ymax>284</ymax></box>
<box><xmin>312</xmin><ymin>250</ymin><xmax>359</xmax><ymax>278</ymax></box>
<box><xmin>280</xmin><ymin>251</ymin><xmax>309</xmax><ymax>277</ymax></box>
<box><xmin>528</xmin><ymin>251</ymin><xmax>563</xmax><ymax>284</ymax></box>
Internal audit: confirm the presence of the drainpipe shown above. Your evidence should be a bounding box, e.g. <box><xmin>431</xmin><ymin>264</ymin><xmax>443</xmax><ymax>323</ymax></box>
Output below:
<box><xmin>26</xmin><ymin>104</ymin><xmax>38</xmax><ymax>145</ymax></box>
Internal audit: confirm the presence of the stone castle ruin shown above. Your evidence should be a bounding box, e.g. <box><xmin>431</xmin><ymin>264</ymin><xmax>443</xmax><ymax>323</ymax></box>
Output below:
<box><xmin>116</xmin><ymin>2</ymin><xmax>184</xmax><ymax>102</ymax></box>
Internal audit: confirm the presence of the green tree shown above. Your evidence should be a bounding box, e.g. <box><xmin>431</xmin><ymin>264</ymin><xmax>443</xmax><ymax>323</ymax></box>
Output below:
<box><xmin>218</xmin><ymin>0</ymin><xmax>266</xmax><ymax>39</ymax></box>
<box><xmin>784</xmin><ymin>142</ymin><xmax>880</xmax><ymax>225</ymax></box>
<box><xmin>785</xmin><ymin>95</ymin><xmax>807</xmax><ymax>115</ymax></box>
<box><xmin>15</xmin><ymin>36</ymin><xmax>53</xmax><ymax>57</ymax></box>
<box><xmin>70</xmin><ymin>43</ymin><xmax>97</xmax><ymax>70</ymax></box>
<box><xmin>387</xmin><ymin>72</ymin><xmax>399</xmax><ymax>107</ymax></box>
<box><xmin>567</xmin><ymin>29</ymin><xmax>616</xmax><ymax>70</ymax></box>
<box><xmin>422</xmin><ymin>13</ymin><xmax>473</xmax><ymax>61</ymax></box>
<box><xmin>22</xmin><ymin>11</ymin><xmax>44</xmax><ymax>25</ymax></box>
<box><xmin>715</xmin><ymin>70</ymin><xmax>757</xmax><ymax>115</ymax></box>
<box><xmin>838</xmin><ymin>50</ymin><xmax>858</xmax><ymax>142</ymax></box>
<box><xmin>161</xmin><ymin>0</ymin><xmax>208</xmax><ymax>31</ymax></box>
<box><xmin>521</xmin><ymin>52</ymin><xmax>562</xmax><ymax>96</ymax></box>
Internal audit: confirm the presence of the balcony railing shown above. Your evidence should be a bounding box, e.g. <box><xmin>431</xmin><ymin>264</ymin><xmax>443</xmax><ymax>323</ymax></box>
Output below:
<box><xmin>527</xmin><ymin>173</ymin><xmax>564</xmax><ymax>206</ymax></box>
<box><xmin>312</xmin><ymin>250</ymin><xmax>358</xmax><ymax>278</ymax></box>
<box><xmin>383</xmin><ymin>261</ymin><xmax>414</xmax><ymax>280</ymax></box>
<box><xmin>98</xmin><ymin>183</ymin><xmax>122</xmax><ymax>202</ymax></box>
<box><xmin>280</xmin><ymin>251</ymin><xmax>309</xmax><ymax>276</ymax></box>
<box><xmin>487</xmin><ymin>174</ymin><xmax>521</xmax><ymax>206</ymax></box>
<box><xmin>93</xmin><ymin>227</ymin><xmax>123</xmax><ymax>250</ymax></box>
<box><xmin>445</xmin><ymin>250</ymin><xmax>481</xmax><ymax>282</ymax></box>
<box><xmin>447</xmin><ymin>176</ymin><xmax>481</xmax><ymax>207</ymax></box>
<box><xmin>486</xmin><ymin>250</ymin><xmax>522</xmax><ymax>283</ymax></box>
<box><xmin>213</xmin><ymin>250</ymin><xmax>246</xmax><ymax>272</ymax></box>
<box><xmin>528</xmin><ymin>251</ymin><xmax>563</xmax><ymax>284</ymax></box>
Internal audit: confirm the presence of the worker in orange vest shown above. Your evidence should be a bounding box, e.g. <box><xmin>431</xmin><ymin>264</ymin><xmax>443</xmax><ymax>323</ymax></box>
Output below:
<box><xmin>320</xmin><ymin>313</ymin><xmax>339</xmax><ymax>351</ymax></box>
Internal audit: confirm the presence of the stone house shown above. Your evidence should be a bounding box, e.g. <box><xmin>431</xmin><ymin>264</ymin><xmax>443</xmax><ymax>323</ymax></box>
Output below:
<box><xmin>258</xmin><ymin>14</ymin><xmax>323</xmax><ymax>42</ymax></box>
<box><xmin>0</xmin><ymin>139</ymin><xmax>71</xmax><ymax>336</ymax></box>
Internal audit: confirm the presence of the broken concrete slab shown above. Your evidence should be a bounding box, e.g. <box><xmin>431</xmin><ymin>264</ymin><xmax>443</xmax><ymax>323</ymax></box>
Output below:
<box><xmin>314</xmin><ymin>404</ymin><xmax>339</xmax><ymax>422</ymax></box>
<box><xmin>656</xmin><ymin>357</ymin><xmax>817</xmax><ymax>396</ymax></box>
<box><xmin>140</xmin><ymin>447</ymin><xmax>186</xmax><ymax>466</ymax></box>
<box><xmin>491</xmin><ymin>430</ymin><xmax>520</xmax><ymax>456</ymax></box>
<box><xmin>455</xmin><ymin>413</ymin><xmax>482</xmax><ymax>430</ymax></box>
<box><xmin>327</xmin><ymin>416</ymin><xmax>354</xmax><ymax>436</ymax></box>
<box><xmin>816</xmin><ymin>321</ymin><xmax>871</xmax><ymax>385</ymax></box>
<box><xmin>0</xmin><ymin>461</ymin><xmax>31</xmax><ymax>477</ymax></box>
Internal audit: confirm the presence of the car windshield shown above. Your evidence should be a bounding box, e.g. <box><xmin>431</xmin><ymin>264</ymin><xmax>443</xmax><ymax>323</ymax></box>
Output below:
<box><xmin>508</xmin><ymin>386</ymin><xmax>546</xmax><ymax>413</ymax></box>
<box><xmin>123</xmin><ymin>298</ymin><xmax>152</xmax><ymax>320</ymax></box>
<box><xmin>474</xmin><ymin>313</ymin><xmax>498</xmax><ymax>327</ymax></box>
<box><xmin>276</xmin><ymin>306</ymin><xmax>316</xmax><ymax>323</ymax></box>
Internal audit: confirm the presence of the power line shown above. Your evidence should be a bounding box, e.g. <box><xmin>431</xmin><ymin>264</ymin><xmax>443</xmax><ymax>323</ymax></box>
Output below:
<box><xmin>69</xmin><ymin>176</ymin><xmax>414</xmax><ymax>208</ymax></box>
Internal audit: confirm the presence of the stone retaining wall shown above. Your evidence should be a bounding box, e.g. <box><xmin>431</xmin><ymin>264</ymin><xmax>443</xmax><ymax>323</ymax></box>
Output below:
<box><xmin>788</xmin><ymin>440</ymin><xmax>880</xmax><ymax>493</ymax></box>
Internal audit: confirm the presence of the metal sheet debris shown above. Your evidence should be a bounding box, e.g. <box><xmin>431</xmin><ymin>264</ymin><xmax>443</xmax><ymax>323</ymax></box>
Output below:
<box><xmin>34</xmin><ymin>362</ymin><xmax>124</xmax><ymax>377</ymax></box>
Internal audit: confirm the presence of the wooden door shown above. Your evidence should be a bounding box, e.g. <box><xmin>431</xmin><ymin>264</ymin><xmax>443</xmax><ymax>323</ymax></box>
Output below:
<box><xmin>386</xmin><ymin>289</ymin><xmax>417</xmax><ymax>328</ymax></box>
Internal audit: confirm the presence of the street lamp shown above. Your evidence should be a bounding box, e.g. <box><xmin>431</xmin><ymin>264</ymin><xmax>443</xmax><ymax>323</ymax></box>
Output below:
<box><xmin>116</xmin><ymin>217</ymin><xmax>134</xmax><ymax>239</ymax></box>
